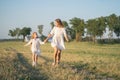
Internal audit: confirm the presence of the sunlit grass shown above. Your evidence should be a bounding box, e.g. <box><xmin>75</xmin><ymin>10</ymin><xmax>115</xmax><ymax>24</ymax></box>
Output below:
<box><xmin>0</xmin><ymin>41</ymin><xmax>120</xmax><ymax>80</ymax></box>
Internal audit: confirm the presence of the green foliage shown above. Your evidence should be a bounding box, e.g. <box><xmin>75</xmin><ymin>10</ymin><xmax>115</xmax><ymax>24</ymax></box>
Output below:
<box><xmin>70</xmin><ymin>17</ymin><xmax>85</xmax><ymax>41</ymax></box>
<box><xmin>20</xmin><ymin>27</ymin><xmax>31</xmax><ymax>41</ymax></box>
<box><xmin>50</xmin><ymin>22</ymin><xmax>54</xmax><ymax>29</ymax></box>
<box><xmin>106</xmin><ymin>14</ymin><xmax>118</xmax><ymax>31</ymax></box>
<box><xmin>96</xmin><ymin>17</ymin><xmax>106</xmax><ymax>37</ymax></box>
<box><xmin>40</xmin><ymin>34</ymin><xmax>47</xmax><ymax>41</ymax></box>
<box><xmin>8</xmin><ymin>13</ymin><xmax>120</xmax><ymax>43</ymax></box>
<box><xmin>62</xmin><ymin>21</ymin><xmax>69</xmax><ymax>28</ymax></box>
<box><xmin>97</xmin><ymin>39</ymin><xmax>120</xmax><ymax>44</ymax></box>
<box><xmin>66</xmin><ymin>27</ymin><xmax>75</xmax><ymax>40</ymax></box>
<box><xmin>113</xmin><ymin>16</ymin><xmax>120</xmax><ymax>39</ymax></box>
<box><xmin>8</xmin><ymin>28</ymin><xmax>21</xmax><ymax>39</ymax></box>
<box><xmin>62</xmin><ymin>21</ymin><xmax>75</xmax><ymax>40</ymax></box>
<box><xmin>8</xmin><ymin>30</ymin><xmax>16</xmax><ymax>38</ymax></box>
<box><xmin>38</xmin><ymin>25</ymin><xmax>43</xmax><ymax>35</ymax></box>
<box><xmin>20</xmin><ymin>27</ymin><xmax>31</xmax><ymax>36</ymax></box>
<box><xmin>86</xmin><ymin>17</ymin><xmax>107</xmax><ymax>43</ymax></box>
<box><xmin>70</xmin><ymin>17</ymin><xmax>85</xmax><ymax>33</ymax></box>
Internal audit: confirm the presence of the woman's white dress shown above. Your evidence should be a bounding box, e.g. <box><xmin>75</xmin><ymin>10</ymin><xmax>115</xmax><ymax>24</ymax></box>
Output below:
<box><xmin>50</xmin><ymin>27</ymin><xmax>67</xmax><ymax>50</ymax></box>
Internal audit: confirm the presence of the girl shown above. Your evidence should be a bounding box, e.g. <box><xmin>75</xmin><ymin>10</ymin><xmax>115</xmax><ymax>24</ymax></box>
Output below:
<box><xmin>44</xmin><ymin>18</ymin><xmax>69</xmax><ymax>66</ymax></box>
<box><xmin>25</xmin><ymin>32</ymin><xmax>44</xmax><ymax>66</ymax></box>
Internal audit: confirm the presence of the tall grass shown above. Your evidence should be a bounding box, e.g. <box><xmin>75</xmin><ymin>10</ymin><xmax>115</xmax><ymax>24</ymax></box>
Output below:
<box><xmin>0</xmin><ymin>41</ymin><xmax>120</xmax><ymax>80</ymax></box>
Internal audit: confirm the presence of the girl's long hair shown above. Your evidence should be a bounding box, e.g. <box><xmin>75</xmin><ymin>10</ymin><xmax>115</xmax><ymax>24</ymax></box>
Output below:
<box><xmin>30</xmin><ymin>32</ymin><xmax>38</xmax><ymax>46</ymax></box>
<box><xmin>31</xmin><ymin>32</ymin><xmax>38</xmax><ymax>39</ymax></box>
<box><xmin>55</xmin><ymin>18</ymin><xmax>64</xmax><ymax>27</ymax></box>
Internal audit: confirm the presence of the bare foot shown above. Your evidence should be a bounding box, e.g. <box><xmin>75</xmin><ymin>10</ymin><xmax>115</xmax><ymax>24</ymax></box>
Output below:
<box><xmin>56</xmin><ymin>61</ymin><xmax>60</xmax><ymax>65</ymax></box>
<box><xmin>52</xmin><ymin>62</ymin><xmax>56</xmax><ymax>66</ymax></box>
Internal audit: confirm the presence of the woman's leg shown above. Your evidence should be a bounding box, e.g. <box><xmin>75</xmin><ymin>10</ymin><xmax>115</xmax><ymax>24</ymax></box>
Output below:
<box><xmin>53</xmin><ymin>47</ymin><xmax>58</xmax><ymax>65</ymax></box>
<box><xmin>57</xmin><ymin>49</ymin><xmax>61</xmax><ymax>64</ymax></box>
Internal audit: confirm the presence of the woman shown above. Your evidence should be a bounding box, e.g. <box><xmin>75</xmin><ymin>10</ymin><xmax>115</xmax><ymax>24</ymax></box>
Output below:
<box><xmin>44</xmin><ymin>18</ymin><xmax>69</xmax><ymax>66</ymax></box>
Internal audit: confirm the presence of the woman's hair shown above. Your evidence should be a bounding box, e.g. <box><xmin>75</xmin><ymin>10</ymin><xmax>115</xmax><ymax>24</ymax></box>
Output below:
<box><xmin>55</xmin><ymin>18</ymin><xmax>64</xmax><ymax>27</ymax></box>
<box><xmin>31</xmin><ymin>32</ymin><xmax>38</xmax><ymax>39</ymax></box>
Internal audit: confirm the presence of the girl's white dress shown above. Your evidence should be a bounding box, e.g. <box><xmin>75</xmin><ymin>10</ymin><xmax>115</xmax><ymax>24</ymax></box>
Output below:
<box><xmin>50</xmin><ymin>27</ymin><xmax>67</xmax><ymax>50</ymax></box>
<box><xmin>25</xmin><ymin>38</ymin><xmax>44</xmax><ymax>55</ymax></box>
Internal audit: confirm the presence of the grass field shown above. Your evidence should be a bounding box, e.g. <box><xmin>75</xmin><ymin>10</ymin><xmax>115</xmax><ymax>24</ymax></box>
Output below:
<box><xmin>0</xmin><ymin>41</ymin><xmax>120</xmax><ymax>80</ymax></box>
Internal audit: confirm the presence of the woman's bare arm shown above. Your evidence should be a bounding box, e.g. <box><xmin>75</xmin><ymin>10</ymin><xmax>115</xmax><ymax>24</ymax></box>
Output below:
<box><xmin>65</xmin><ymin>35</ymin><xmax>69</xmax><ymax>42</ymax></box>
<box><xmin>44</xmin><ymin>34</ymin><xmax>52</xmax><ymax>43</ymax></box>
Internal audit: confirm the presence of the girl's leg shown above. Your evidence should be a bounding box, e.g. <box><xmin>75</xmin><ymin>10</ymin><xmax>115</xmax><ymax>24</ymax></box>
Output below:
<box><xmin>32</xmin><ymin>53</ymin><xmax>35</xmax><ymax>66</ymax></box>
<box><xmin>53</xmin><ymin>47</ymin><xmax>58</xmax><ymax>65</ymax></box>
<box><xmin>35</xmin><ymin>54</ymin><xmax>38</xmax><ymax>65</ymax></box>
<box><xmin>57</xmin><ymin>49</ymin><xmax>61</xmax><ymax>64</ymax></box>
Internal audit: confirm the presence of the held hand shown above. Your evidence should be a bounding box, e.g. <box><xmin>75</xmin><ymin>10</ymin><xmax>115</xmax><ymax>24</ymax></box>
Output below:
<box><xmin>24</xmin><ymin>44</ymin><xmax>28</xmax><ymax>46</ymax></box>
<box><xmin>66</xmin><ymin>38</ymin><xmax>69</xmax><ymax>42</ymax></box>
<box><xmin>67</xmin><ymin>40</ymin><xmax>70</xmax><ymax>42</ymax></box>
<box><xmin>44</xmin><ymin>34</ymin><xmax>51</xmax><ymax>43</ymax></box>
<box><xmin>41</xmin><ymin>42</ymin><xmax>45</xmax><ymax>45</ymax></box>
<box><xmin>65</xmin><ymin>35</ymin><xmax>69</xmax><ymax>43</ymax></box>
<box><xmin>44</xmin><ymin>39</ymin><xmax>48</xmax><ymax>43</ymax></box>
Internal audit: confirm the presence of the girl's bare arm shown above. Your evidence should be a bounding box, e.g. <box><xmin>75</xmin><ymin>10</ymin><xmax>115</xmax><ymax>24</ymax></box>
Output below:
<box><xmin>24</xmin><ymin>39</ymin><xmax>32</xmax><ymax>46</ymax></box>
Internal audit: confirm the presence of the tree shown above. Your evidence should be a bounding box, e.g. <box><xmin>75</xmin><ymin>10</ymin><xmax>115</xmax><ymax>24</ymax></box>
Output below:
<box><xmin>70</xmin><ymin>17</ymin><xmax>85</xmax><ymax>41</ymax></box>
<box><xmin>62</xmin><ymin>21</ymin><xmax>75</xmax><ymax>40</ymax></box>
<box><xmin>86</xmin><ymin>17</ymin><xmax>106</xmax><ymax>43</ymax></box>
<box><xmin>14</xmin><ymin>28</ymin><xmax>21</xmax><ymax>39</ymax></box>
<box><xmin>50</xmin><ymin>22</ymin><xmax>54</xmax><ymax>29</ymax></box>
<box><xmin>38</xmin><ymin>25</ymin><xmax>43</xmax><ymax>35</ymax></box>
<box><xmin>8</xmin><ymin>30</ymin><xmax>16</xmax><ymax>38</ymax></box>
<box><xmin>20</xmin><ymin>27</ymin><xmax>31</xmax><ymax>41</ymax></box>
<box><xmin>106</xmin><ymin>14</ymin><xmax>118</xmax><ymax>31</ymax></box>
<box><xmin>62</xmin><ymin>21</ymin><xmax>69</xmax><ymax>28</ymax></box>
<box><xmin>114</xmin><ymin>16</ymin><xmax>120</xmax><ymax>39</ymax></box>
<box><xmin>8</xmin><ymin>28</ymin><xmax>21</xmax><ymax>39</ymax></box>
<box><xmin>105</xmin><ymin>14</ymin><xmax>119</xmax><ymax>40</ymax></box>
<box><xmin>66</xmin><ymin>27</ymin><xmax>75</xmax><ymax>40</ymax></box>
<box><xmin>97</xmin><ymin>17</ymin><xmax>106</xmax><ymax>39</ymax></box>
<box><xmin>86</xmin><ymin>19</ymin><xmax>97</xmax><ymax>43</ymax></box>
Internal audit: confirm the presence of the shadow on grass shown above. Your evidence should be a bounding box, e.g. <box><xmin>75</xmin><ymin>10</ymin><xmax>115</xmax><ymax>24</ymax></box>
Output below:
<box><xmin>1</xmin><ymin>47</ymin><xmax>119</xmax><ymax>80</ymax></box>
<box><xmin>40</xmin><ymin>55</ymin><xmax>53</xmax><ymax>64</ymax></box>
<box><xmin>15</xmin><ymin>53</ymin><xmax>49</xmax><ymax>80</ymax></box>
<box><xmin>65</xmin><ymin>61</ymin><xmax>120</xmax><ymax>80</ymax></box>
<box><xmin>0</xmin><ymin>48</ymin><xmax>49</xmax><ymax>80</ymax></box>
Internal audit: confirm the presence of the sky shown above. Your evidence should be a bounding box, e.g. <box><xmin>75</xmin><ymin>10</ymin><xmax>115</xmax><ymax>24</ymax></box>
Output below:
<box><xmin>0</xmin><ymin>0</ymin><xmax>120</xmax><ymax>39</ymax></box>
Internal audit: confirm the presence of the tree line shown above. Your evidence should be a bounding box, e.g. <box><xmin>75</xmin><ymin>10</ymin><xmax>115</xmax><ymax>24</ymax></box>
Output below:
<box><xmin>8</xmin><ymin>13</ymin><xmax>120</xmax><ymax>43</ymax></box>
<box><xmin>8</xmin><ymin>25</ymin><xmax>45</xmax><ymax>41</ymax></box>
